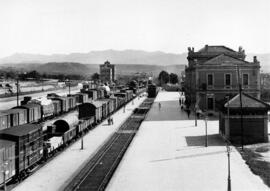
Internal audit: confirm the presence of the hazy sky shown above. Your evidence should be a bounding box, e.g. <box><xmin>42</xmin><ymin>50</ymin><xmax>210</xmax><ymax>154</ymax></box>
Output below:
<box><xmin>0</xmin><ymin>0</ymin><xmax>269</xmax><ymax>58</ymax></box>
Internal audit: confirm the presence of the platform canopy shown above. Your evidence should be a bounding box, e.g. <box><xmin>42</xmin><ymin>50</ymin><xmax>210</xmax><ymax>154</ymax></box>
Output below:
<box><xmin>224</xmin><ymin>93</ymin><xmax>270</xmax><ymax>109</ymax></box>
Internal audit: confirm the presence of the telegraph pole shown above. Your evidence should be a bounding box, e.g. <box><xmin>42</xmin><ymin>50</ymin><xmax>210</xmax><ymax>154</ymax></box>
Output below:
<box><xmin>16</xmin><ymin>78</ymin><xmax>19</xmax><ymax>106</ymax></box>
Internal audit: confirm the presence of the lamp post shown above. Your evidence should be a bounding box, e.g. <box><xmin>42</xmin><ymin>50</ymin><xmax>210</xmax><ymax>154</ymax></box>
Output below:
<box><xmin>205</xmin><ymin>116</ymin><xmax>208</xmax><ymax>147</ymax></box>
<box><xmin>81</xmin><ymin>133</ymin><xmax>84</xmax><ymax>150</ymax></box>
<box><xmin>227</xmin><ymin>144</ymin><xmax>232</xmax><ymax>191</ymax></box>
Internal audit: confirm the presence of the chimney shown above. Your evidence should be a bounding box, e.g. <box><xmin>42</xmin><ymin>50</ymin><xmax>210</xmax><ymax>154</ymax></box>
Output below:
<box><xmin>205</xmin><ymin>45</ymin><xmax>208</xmax><ymax>51</ymax></box>
<box><xmin>192</xmin><ymin>47</ymin><xmax>194</xmax><ymax>52</ymax></box>
<box><xmin>253</xmin><ymin>56</ymin><xmax>258</xmax><ymax>63</ymax></box>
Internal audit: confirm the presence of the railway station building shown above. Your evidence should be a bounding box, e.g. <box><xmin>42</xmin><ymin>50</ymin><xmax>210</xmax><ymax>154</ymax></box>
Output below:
<box><xmin>184</xmin><ymin>45</ymin><xmax>261</xmax><ymax>112</ymax></box>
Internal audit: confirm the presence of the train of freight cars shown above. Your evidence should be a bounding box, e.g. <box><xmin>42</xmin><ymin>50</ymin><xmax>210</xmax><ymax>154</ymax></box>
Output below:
<box><xmin>0</xmin><ymin>85</ymin><xmax>145</xmax><ymax>131</ymax></box>
<box><xmin>0</xmin><ymin>86</ymin><xmax>146</xmax><ymax>185</ymax></box>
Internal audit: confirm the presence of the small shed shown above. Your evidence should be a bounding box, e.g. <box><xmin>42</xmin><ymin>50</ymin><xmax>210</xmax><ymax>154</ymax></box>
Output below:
<box><xmin>219</xmin><ymin>93</ymin><xmax>270</xmax><ymax>144</ymax></box>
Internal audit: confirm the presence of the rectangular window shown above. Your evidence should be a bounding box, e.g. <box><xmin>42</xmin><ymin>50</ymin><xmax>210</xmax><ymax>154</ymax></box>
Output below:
<box><xmin>207</xmin><ymin>74</ymin><xmax>213</xmax><ymax>86</ymax></box>
<box><xmin>207</xmin><ymin>97</ymin><xmax>214</xmax><ymax>110</ymax></box>
<box><xmin>243</xmin><ymin>74</ymin><xmax>249</xmax><ymax>86</ymax></box>
<box><xmin>225</xmin><ymin>74</ymin><xmax>231</xmax><ymax>86</ymax></box>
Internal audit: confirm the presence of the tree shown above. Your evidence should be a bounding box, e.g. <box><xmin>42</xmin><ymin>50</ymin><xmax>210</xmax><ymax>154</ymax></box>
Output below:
<box><xmin>91</xmin><ymin>73</ymin><xmax>100</xmax><ymax>82</ymax></box>
<box><xmin>128</xmin><ymin>80</ymin><xmax>138</xmax><ymax>88</ymax></box>
<box><xmin>169</xmin><ymin>73</ymin><xmax>179</xmax><ymax>84</ymax></box>
<box><xmin>158</xmin><ymin>70</ymin><xmax>169</xmax><ymax>85</ymax></box>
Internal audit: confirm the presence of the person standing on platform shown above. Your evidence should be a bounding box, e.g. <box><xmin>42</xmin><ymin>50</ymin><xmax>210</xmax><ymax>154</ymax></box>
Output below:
<box><xmin>159</xmin><ymin>102</ymin><xmax>161</xmax><ymax>110</ymax></box>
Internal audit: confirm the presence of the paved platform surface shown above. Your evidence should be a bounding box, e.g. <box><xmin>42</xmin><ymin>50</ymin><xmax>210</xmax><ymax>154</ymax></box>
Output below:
<box><xmin>12</xmin><ymin>96</ymin><xmax>146</xmax><ymax>191</ymax></box>
<box><xmin>107</xmin><ymin>91</ymin><xmax>269</xmax><ymax>191</ymax></box>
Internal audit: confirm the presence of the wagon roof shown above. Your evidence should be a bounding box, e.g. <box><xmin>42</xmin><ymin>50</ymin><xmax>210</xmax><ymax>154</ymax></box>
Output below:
<box><xmin>0</xmin><ymin>124</ymin><xmax>41</xmax><ymax>136</ymax></box>
<box><xmin>19</xmin><ymin>103</ymin><xmax>41</xmax><ymax>108</ymax></box>
<box><xmin>6</xmin><ymin>108</ymin><xmax>27</xmax><ymax>113</ymax></box>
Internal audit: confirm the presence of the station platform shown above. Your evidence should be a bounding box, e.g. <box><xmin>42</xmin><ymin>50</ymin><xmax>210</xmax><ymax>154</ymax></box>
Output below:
<box><xmin>12</xmin><ymin>96</ymin><xmax>146</xmax><ymax>191</ymax></box>
<box><xmin>107</xmin><ymin>91</ymin><xmax>269</xmax><ymax>191</ymax></box>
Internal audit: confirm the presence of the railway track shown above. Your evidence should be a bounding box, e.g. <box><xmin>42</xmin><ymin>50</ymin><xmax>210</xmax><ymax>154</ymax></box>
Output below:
<box><xmin>64</xmin><ymin>98</ymin><xmax>154</xmax><ymax>191</ymax></box>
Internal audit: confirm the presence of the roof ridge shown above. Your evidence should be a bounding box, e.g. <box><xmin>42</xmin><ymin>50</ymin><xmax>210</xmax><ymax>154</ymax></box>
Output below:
<box><xmin>204</xmin><ymin>54</ymin><xmax>250</xmax><ymax>64</ymax></box>
<box><xmin>225</xmin><ymin>93</ymin><xmax>270</xmax><ymax>108</ymax></box>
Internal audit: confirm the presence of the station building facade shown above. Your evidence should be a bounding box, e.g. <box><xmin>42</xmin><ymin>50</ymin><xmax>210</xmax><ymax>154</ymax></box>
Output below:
<box><xmin>184</xmin><ymin>45</ymin><xmax>261</xmax><ymax>111</ymax></box>
<box><xmin>100</xmin><ymin>60</ymin><xmax>115</xmax><ymax>84</ymax></box>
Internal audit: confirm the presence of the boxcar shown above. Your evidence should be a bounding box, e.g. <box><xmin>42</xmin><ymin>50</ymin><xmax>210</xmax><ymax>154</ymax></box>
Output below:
<box><xmin>114</xmin><ymin>93</ymin><xmax>128</xmax><ymax>103</ymax></box>
<box><xmin>51</xmin><ymin>99</ymin><xmax>61</xmax><ymax>116</ymax></box>
<box><xmin>99</xmin><ymin>99</ymin><xmax>114</xmax><ymax>115</ymax></box>
<box><xmin>78</xmin><ymin>102</ymin><xmax>102</xmax><ymax>123</ymax></box>
<box><xmin>95</xmin><ymin>100</ymin><xmax>108</xmax><ymax>119</ymax></box>
<box><xmin>50</xmin><ymin>97</ymin><xmax>68</xmax><ymax>113</ymax></box>
<box><xmin>67</xmin><ymin>95</ymin><xmax>76</xmax><ymax>110</ymax></box>
<box><xmin>30</xmin><ymin>98</ymin><xmax>54</xmax><ymax>119</ymax></box>
<box><xmin>0</xmin><ymin>112</ymin><xmax>11</xmax><ymax>130</ymax></box>
<box><xmin>0</xmin><ymin>124</ymin><xmax>43</xmax><ymax>176</ymax></box>
<box><xmin>80</xmin><ymin>89</ymin><xmax>98</xmax><ymax>100</ymax></box>
<box><xmin>15</xmin><ymin>103</ymin><xmax>42</xmax><ymax>123</ymax></box>
<box><xmin>147</xmin><ymin>84</ymin><xmax>158</xmax><ymax>98</ymax></box>
<box><xmin>75</xmin><ymin>93</ymin><xmax>89</xmax><ymax>104</ymax></box>
<box><xmin>109</xmin><ymin>97</ymin><xmax>118</xmax><ymax>112</ymax></box>
<box><xmin>0</xmin><ymin>139</ymin><xmax>16</xmax><ymax>185</ymax></box>
<box><xmin>6</xmin><ymin>108</ymin><xmax>28</xmax><ymax>127</ymax></box>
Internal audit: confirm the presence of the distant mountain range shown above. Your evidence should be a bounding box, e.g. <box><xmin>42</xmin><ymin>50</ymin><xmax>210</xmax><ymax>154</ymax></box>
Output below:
<box><xmin>0</xmin><ymin>49</ymin><xmax>269</xmax><ymax>74</ymax></box>
<box><xmin>0</xmin><ymin>50</ymin><xmax>187</xmax><ymax>66</ymax></box>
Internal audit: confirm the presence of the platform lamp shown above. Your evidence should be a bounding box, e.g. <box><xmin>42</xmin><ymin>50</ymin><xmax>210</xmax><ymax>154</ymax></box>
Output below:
<box><xmin>81</xmin><ymin>133</ymin><xmax>84</xmax><ymax>150</ymax></box>
<box><xmin>204</xmin><ymin>116</ymin><xmax>208</xmax><ymax>147</ymax></box>
<box><xmin>226</xmin><ymin>143</ymin><xmax>232</xmax><ymax>191</ymax></box>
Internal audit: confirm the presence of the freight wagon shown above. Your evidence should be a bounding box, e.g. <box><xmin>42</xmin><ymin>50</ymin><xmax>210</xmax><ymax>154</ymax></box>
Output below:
<box><xmin>67</xmin><ymin>95</ymin><xmax>77</xmax><ymax>111</ymax></box>
<box><xmin>147</xmin><ymin>84</ymin><xmax>158</xmax><ymax>98</ymax></box>
<box><xmin>0</xmin><ymin>139</ymin><xmax>16</xmax><ymax>185</ymax></box>
<box><xmin>51</xmin><ymin>99</ymin><xmax>62</xmax><ymax>116</ymax></box>
<box><xmin>50</xmin><ymin>97</ymin><xmax>68</xmax><ymax>113</ymax></box>
<box><xmin>0</xmin><ymin>85</ymin><xmax>142</xmax><ymax>185</ymax></box>
<box><xmin>114</xmin><ymin>93</ymin><xmax>128</xmax><ymax>103</ymax></box>
<box><xmin>99</xmin><ymin>99</ymin><xmax>114</xmax><ymax>115</ymax></box>
<box><xmin>14</xmin><ymin>103</ymin><xmax>42</xmax><ymax>123</ymax></box>
<box><xmin>0</xmin><ymin>124</ymin><xmax>43</xmax><ymax>180</ymax></box>
<box><xmin>96</xmin><ymin>100</ymin><xmax>109</xmax><ymax>119</ymax></box>
<box><xmin>75</xmin><ymin>93</ymin><xmax>89</xmax><ymax>104</ymax></box>
<box><xmin>78</xmin><ymin>102</ymin><xmax>102</xmax><ymax>123</ymax></box>
<box><xmin>29</xmin><ymin>98</ymin><xmax>55</xmax><ymax>119</ymax></box>
<box><xmin>77</xmin><ymin>117</ymin><xmax>95</xmax><ymax>135</ymax></box>
<box><xmin>80</xmin><ymin>89</ymin><xmax>98</xmax><ymax>100</ymax></box>
<box><xmin>5</xmin><ymin>109</ymin><xmax>28</xmax><ymax>127</ymax></box>
<box><xmin>0</xmin><ymin>112</ymin><xmax>11</xmax><ymax>130</ymax></box>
